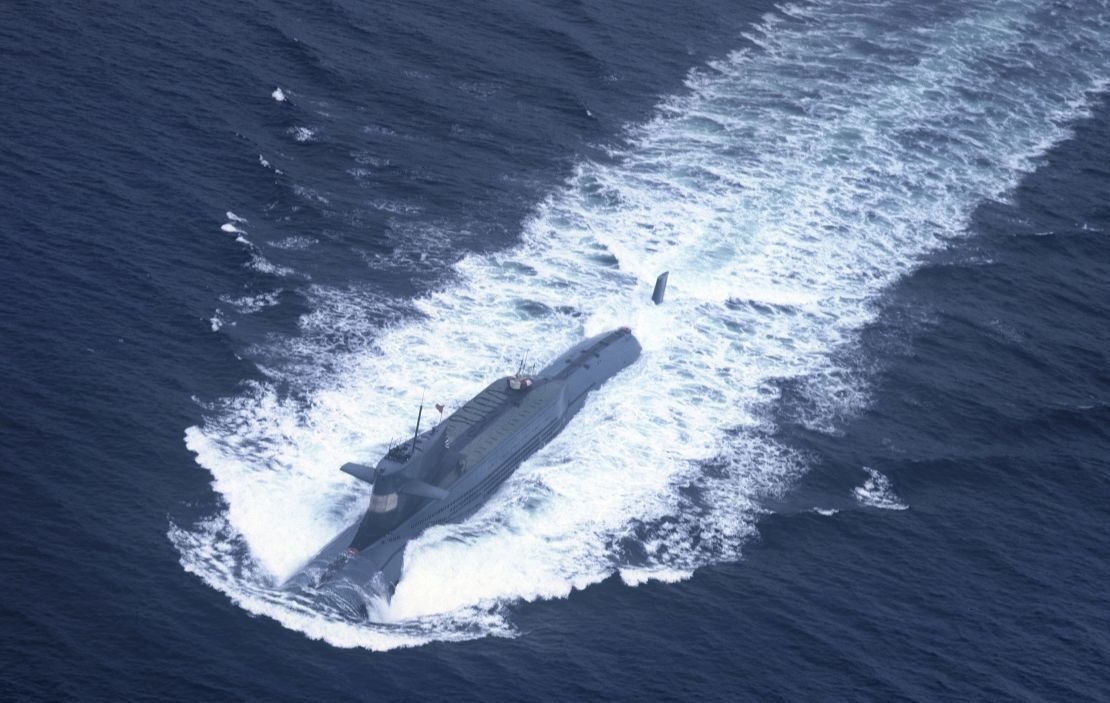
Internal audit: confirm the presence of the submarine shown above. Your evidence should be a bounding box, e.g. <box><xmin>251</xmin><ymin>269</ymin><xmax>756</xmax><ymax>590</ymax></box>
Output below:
<box><xmin>284</xmin><ymin>273</ymin><xmax>668</xmax><ymax>609</ymax></box>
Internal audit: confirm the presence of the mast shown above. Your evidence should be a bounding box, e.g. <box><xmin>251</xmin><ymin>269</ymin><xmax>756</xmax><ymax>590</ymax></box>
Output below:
<box><xmin>409</xmin><ymin>393</ymin><xmax>425</xmax><ymax>455</ymax></box>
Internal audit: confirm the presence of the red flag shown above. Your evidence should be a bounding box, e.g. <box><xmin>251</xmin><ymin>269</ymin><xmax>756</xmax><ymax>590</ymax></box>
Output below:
<box><xmin>435</xmin><ymin>403</ymin><xmax>444</xmax><ymax>414</ymax></box>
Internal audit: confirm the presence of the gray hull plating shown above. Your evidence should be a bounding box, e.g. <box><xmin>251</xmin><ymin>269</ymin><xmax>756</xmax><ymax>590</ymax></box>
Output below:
<box><xmin>285</xmin><ymin>328</ymin><xmax>642</xmax><ymax>606</ymax></box>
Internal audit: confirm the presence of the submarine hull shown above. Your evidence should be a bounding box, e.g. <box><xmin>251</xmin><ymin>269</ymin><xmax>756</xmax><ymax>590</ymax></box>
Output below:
<box><xmin>286</xmin><ymin>328</ymin><xmax>642</xmax><ymax>605</ymax></box>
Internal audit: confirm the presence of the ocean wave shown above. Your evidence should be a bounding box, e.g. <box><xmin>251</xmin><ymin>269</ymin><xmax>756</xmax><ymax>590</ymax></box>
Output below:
<box><xmin>853</xmin><ymin>468</ymin><xmax>909</xmax><ymax>511</ymax></box>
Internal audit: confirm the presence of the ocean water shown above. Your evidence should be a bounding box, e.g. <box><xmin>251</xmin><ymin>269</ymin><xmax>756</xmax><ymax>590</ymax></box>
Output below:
<box><xmin>2</xmin><ymin>0</ymin><xmax>1109</xmax><ymax>699</ymax></box>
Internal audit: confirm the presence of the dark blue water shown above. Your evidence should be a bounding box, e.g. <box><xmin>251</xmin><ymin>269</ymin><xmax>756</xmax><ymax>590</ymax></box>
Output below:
<box><xmin>3</xmin><ymin>0</ymin><xmax>1109</xmax><ymax>700</ymax></box>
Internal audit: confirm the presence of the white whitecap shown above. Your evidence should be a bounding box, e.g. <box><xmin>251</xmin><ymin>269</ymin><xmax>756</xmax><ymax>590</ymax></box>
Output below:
<box><xmin>220</xmin><ymin>291</ymin><xmax>283</xmax><ymax>314</ymax></box>
<box><xmin>289</xmin><ymin>126</ymin><xmax>316</xmax><ymax>143</ymax></box>
<box><xmin>248</xmin><ymin>254</ymin><xmax>295</xmax><ymax>277</ymax></box>
<box><xmin>269</xmin><ymin>236</ymin><xmax>318</xmax><ymax>251</ymax></box>
<box><xmin>853</xmin><ymin>468</ymin><xmax>908</xmax><ymax>511</ymax></box>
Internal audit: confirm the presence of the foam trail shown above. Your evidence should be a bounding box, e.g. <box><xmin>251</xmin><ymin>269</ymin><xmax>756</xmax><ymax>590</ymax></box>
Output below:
<box><xmin>173</xmin><ymin>0</ymin><xmax>1110</xmax><ymax>650</ymax></box>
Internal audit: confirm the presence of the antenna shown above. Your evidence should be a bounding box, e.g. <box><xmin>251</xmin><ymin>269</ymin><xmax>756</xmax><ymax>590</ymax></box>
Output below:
<box><xmin>410</xmin><ymin>391</ymin><xmax>425</xmax><ymax>455</ymax></box>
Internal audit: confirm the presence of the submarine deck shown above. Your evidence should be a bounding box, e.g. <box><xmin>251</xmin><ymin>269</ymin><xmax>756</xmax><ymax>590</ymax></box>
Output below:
<box><xmin>440</xmin><ymin>328</ymin><xmax>634</xmax><ymax>466</ymax></box>
<box><xmin>444</xmin><ymin>379</ymin><xmax>564</xmax><ymax>466</ymax></box>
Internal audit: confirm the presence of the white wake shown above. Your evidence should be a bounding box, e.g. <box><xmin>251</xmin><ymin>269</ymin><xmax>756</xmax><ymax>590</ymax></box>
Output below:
<box><xmin>172</xmin><ymin>0</ymin><xmax>1110</xmax><ymax>650</ymax></box>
